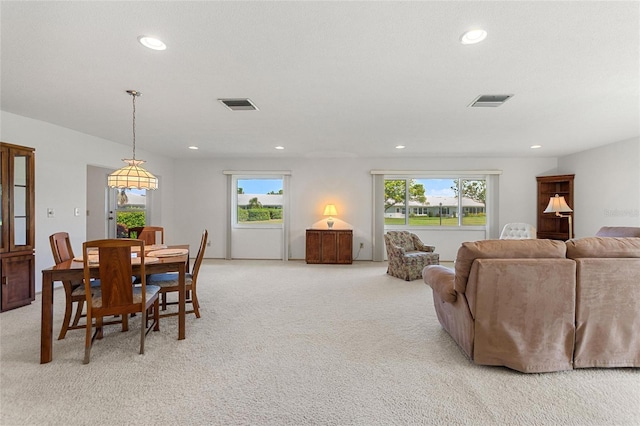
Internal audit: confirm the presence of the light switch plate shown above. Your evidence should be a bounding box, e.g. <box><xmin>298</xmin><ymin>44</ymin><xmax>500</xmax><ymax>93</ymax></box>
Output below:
<box><xmin>74</xmin><ymin>208</ymin><xmax>80</xmax><ymax>216</ymax></box>
<box><xmin>47</xmin><ymin>208</ymin><xmax>55</xmax><ymax>218</ymax></box>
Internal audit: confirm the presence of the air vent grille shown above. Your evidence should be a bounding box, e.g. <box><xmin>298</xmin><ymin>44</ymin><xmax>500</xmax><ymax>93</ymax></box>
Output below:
<box><xmin>218</xmin><ymin>98</ymin><xmax>259</xmax><ymax>111</ymax></box>
<box><xmin>469</xmin><ymin>94</ymin><xmax>513</xmax><ymax>107</ymax></box>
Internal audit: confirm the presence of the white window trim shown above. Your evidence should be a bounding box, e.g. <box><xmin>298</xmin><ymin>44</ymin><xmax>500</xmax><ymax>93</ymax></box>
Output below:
<box><xmin>371</xmin><ymin>170</ymin><xmax>501</xmax><ymax>261</ymax></box>
<box><xmin>224</xmin><ymin>171</ymin><xmax>291</xmax><ymax>261</ymax></box>
<box><xmin>231</xmin><ymin>175</ymin><xmax>285</xmax><ymax>230</ymax></box>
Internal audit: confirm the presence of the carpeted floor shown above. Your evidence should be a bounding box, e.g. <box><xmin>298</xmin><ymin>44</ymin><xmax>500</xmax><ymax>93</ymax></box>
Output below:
<box><xmin>1</xmin><ymin>260</ymin><xmax>638</xmax><ymax>425</ymax></box>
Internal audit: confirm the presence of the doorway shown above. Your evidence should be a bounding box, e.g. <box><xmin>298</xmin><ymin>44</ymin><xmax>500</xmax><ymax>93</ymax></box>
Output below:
<box><xmin>86</xmin><ymin>165</ymin><xmax>154</xmax><ymax>241</ymax></box>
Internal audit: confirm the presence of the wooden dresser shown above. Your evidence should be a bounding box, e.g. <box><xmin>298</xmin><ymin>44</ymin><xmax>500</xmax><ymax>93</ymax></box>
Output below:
<box><xmin>305</xmin><ymin>229</ymin><xmax>352</xmax><ymax>264</ymax></box>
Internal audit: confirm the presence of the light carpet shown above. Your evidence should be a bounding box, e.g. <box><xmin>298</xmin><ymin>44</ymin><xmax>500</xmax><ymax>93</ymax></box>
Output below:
<box><xmin>1</xmin><ymin>260</ymin><xmax>638</xmax><ymax>425</ymax></box>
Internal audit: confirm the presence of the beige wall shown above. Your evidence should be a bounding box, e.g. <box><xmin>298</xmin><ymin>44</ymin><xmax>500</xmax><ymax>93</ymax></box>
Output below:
<box><xmin>558</xmin><ymin>137</ymin><xmax>640</xmax><ymax>236</ymax></box>
<box><xmin>3</xmin><ymin>109</ymin><xmax>636</xmax><ymax>292</ymax></box>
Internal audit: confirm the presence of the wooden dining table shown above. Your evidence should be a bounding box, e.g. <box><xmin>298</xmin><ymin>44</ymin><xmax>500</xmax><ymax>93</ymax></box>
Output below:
<box><xmin>40</xmin><ymin>244</ymin><xmax>189</xmax><ymax>364</ymax></box>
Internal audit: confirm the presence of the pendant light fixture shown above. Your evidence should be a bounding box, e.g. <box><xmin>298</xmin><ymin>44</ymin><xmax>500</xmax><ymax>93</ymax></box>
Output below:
<box><xmin>107</xmin><ymin>90</ymin><xmax>158</xmax><ymax>190</ymax></box>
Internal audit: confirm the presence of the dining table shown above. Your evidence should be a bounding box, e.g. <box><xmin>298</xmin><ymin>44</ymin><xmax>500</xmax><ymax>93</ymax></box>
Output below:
<box><xmin>39</xmin><ymin>244</ymin><xmax>189</xmax><ymax>364</ymax></box>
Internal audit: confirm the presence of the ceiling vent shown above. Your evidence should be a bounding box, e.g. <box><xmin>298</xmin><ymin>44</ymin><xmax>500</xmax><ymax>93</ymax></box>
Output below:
<box><xmin>469</xmin><ymin>94</ymin><xmax>514</xmax><ymax>107</ymax></box>
<box><xmin>218</xmin><ymin>98</ymin><xmax>259</xmax><ymax>111</ymax></box>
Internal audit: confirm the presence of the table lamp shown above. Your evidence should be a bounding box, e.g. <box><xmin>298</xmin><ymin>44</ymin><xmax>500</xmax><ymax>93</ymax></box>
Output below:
<box><xmin>323</xmin><ymin>204</ymin><xmax>337</xmax><ymax>229</ymax></box>
<box><xmin>543</xmin><ymin>194</ymin><xmax>573</xmax><ymax>239</ymax></box>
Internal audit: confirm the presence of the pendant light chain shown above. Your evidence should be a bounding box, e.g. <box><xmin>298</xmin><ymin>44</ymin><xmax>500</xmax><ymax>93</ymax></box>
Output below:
<box><xmin>129</xmin><ymin>90</ymin><xmax>140</xmax><ymax>161</ymax></box>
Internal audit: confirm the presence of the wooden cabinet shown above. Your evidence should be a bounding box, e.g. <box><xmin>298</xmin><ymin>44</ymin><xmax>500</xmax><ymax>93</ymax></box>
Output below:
<box><xmin>536</xmin><ymin>174</ymin><xmax>574</xmax><ymax>240</ymax></box>
<box><xmin>305</xmin><ymin>229</ymin><xmax>352</xmax><ymax>264</ymax></box>
<box><xmin>1</xmin><ymin>142</ymin><xmax>36</xmax><ymax>312</ymax></box>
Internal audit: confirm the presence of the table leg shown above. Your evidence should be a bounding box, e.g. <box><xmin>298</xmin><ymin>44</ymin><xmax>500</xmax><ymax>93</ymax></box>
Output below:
<box><xmin>178</xmin><ymin>262</ymin><xmax>185</xmax><ymax>340</ymax></box>
<box><xmin>40</xmin><ymin>271</ymin><xmax>54</xmax><ymax>363</ymax></box>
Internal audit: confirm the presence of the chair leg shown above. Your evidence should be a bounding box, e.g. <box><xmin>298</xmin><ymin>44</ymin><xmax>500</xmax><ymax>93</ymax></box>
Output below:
<box><xmin>140</xmin><ymin>310</ymin><xmax>146</xmax><ymax>355</ymax></box>
<box><xmin>122</xmin><ymin>313</ymin><xmax>129</xmax><ymax>332</ymax></box>
<box><xmin>84</xmin><ymin>315</ymin><xmax>101</xmax><ymax>364</ymax></box>
<box><xmin>71</xmin><ymin>299</ymin><xmax>85</xmax><ymax>327</ymax></box>
<box><xmin>153</xmin><ymin>298</ymin><xmax>160</xmax><ymax>331</ymax></box>
<box><xmin>58</xmin><ymin>284</ymin><xmax>74</xmax><ymax>340</ymax></box>
<box><xmin>192</xmin><ymin>291</ymin><xmax>201</xmax><ymax>318</ymax></box>
<box><xmin>162</xmin><ymin>293</ymin><xmax>167</xmax><ymax>311</ymax></box>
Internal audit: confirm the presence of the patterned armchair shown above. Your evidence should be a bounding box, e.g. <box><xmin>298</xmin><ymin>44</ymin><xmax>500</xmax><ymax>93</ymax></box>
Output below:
<box><xmin>384</xmin><ymin>231</ymin><xmax>439</xmax><ymax>281</ymax></box>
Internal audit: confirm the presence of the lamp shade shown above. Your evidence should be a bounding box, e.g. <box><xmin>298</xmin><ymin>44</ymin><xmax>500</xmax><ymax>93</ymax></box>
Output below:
<box><xmin>543</xmin><ymin>194</ymin><xmax>572</xmax><ymax>213</ymax></box>
<box><xmin>323</xmin><ymin>204</ymin><xmax>338</xmax><ymax>216</ymax></box>
<box><xmin>107</xmin><ymin>159</ymin><xmax>158</xmax><ymax>190</ymax></box>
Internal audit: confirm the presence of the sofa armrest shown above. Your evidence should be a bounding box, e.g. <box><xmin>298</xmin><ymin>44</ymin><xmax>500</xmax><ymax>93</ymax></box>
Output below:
<box><xmin>423</xmin><ymin>265</ymin><xmax>457</xmax><ymax>303</ymax></box>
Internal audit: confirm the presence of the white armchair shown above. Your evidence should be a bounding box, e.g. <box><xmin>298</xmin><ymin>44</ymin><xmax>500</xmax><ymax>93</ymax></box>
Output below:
<box><xmin>500</xmin><ymin>223</ymin><xmax>537</xmax><ymax>239</ymax></box>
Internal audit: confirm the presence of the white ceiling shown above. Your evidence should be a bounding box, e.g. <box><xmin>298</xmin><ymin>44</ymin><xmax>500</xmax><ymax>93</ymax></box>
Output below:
<box><xmin>1</xmin><ymin>1</ymin><xmax>638</xmax><ymax>159</ymax></box>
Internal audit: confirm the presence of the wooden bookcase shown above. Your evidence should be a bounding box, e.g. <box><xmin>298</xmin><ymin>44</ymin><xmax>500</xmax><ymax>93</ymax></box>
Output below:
<box><xmin>1</xmin><ymin>142</ymin><xmax>36</xmax><ymax>312</ymax></box>
<box><xmin>536</xmin><ymin>174</ymin><xmax>574</xmax><ymax>240</ymax></box>
<box><xmin>305</xmin><ymin>229</ymin><xmax>353</xmax><ymax>264</ymax></box>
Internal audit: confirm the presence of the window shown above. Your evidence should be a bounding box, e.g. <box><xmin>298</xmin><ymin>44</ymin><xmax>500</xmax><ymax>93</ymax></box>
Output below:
<box><xmin>234</xmin><ymin>177</ymin><xmax>284</xmax><ymax>228</ymax></box>
<box><xmin>384</xmin><ymin>177</ymin><xmax>486</xmax><ymax>227</ymax></box>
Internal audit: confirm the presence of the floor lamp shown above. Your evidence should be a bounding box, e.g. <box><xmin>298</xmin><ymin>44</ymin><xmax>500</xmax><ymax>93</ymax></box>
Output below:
<box><xmin>544</xmin><ymin>194</ymin><xmax>573</xmax><ymax>239</ymax></box>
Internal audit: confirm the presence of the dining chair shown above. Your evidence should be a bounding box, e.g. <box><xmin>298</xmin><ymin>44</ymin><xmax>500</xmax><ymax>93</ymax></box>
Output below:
<box><xmin>49</xmin><ymin>232</ymin><xmax>112</xmax><ymax>339</ymax></box>
<box><xmin>128</xmin><ymin>226</ymin><xmax>164</xmax><ymax>245</ymax></box>
<box><xmin>148</xmin><ymin>229</ymin><xmax>208</xmax><ymax>318</ymax></box>
<box><xmin>82</xmin><ymin>238</ymin><xmax>160</xmax><ymax>364</ymax></box>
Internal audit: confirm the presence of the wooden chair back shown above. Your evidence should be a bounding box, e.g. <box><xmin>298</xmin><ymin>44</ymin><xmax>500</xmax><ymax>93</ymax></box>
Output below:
<box><xmin>191</xmin><ymin>229</ymin><xmax>208</xmax><ymax>284</ymax></box>
<box><xmin>49</xmin><ymin>232</ymin><xmax>74</xmax><ymax>264</ymax></box>
<box><xmin>50</xmin><ymin>231</ymin><xmax>82</xmax><ymax>291</ymax></box>
<box><xmin>82</xmin><ymin>239</ymin><xmax>147</xmax><ymax>317</ymax></box>
<box><xmin>128</xmin><ymin>226</ymin><xmax>164</xmax><ymax>245</ymax></box>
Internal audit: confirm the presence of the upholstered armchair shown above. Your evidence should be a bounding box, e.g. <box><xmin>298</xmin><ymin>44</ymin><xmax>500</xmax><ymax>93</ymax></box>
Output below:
<box><xmin>384</xmin><ymin>231</ymin><xmax>439</xmax><ymax>281</ymax></box>
<box><xmin>499</xmin><ymin>223</ymin><xmax>536</xmax><ymax>239</ymax></box>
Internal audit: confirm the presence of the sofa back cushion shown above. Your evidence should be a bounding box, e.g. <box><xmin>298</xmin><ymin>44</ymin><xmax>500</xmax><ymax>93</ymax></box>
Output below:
<box><xmin>594</xmin><ymin>226</ymin><xmax>640</xmax><ymax>237</ymax></box>
<box><xmin>566</xmin><ymin>237</ymin><xmax>640</xmax><ymax>259</ymax></box>
<box><xmin>454</xmin><ymin>239</ymin><xmax>567</xmax><ymax>293</ymax></box>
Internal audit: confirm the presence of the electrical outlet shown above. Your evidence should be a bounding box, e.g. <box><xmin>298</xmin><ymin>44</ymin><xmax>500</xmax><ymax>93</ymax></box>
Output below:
<box><xmin>359</xmin><ymin>242</ymin><xmax>364</xmax><ymax>249</ymax></box>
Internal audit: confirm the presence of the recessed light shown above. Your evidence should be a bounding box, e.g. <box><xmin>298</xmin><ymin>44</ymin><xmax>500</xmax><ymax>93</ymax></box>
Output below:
<box><xmin>188</xmin><ymin>146</ymin><xmax>199</xmax><ymax>150</ymax></box>
<box><xmin>275</xmin><ymin>146</ymin><xmax>285</xmax><ymax>150</ymax></box>
<box><xmin>460</xmin><ymin>29</ymin><xmax>487</xmax><ymax>45</ymax></box>
<box><xmin>138</xmin><ymin>36</ymin><xmax>166</xmax><ymax>51</ymax></box>
<box><xmin>530</xmin><ymin>145</ymin><xmax>542</xmax><ymax>149</ymax></box>
<box><xmin>395</xmin><ymin>145</ymin><xmax>406</xmax><ymax>149</ymax></box>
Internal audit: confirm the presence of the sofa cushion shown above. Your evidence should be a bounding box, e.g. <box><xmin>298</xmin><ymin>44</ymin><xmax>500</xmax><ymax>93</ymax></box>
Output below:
<box><xmin>454</xmin><ymin>239</ymin><xmax>567</xmax><ymax>294</ymax></box>
<box><xmin>566</xmin><ymin>237</ymin><xmax>640</xmax><ymax>259</ymax></box>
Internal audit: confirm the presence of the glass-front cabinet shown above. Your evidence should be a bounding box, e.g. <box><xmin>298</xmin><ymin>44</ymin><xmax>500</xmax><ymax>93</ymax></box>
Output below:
<box><xmin>0</xmin><ymin>142</ymin><xmax>35</xmax><ymax>312</ymax></box>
